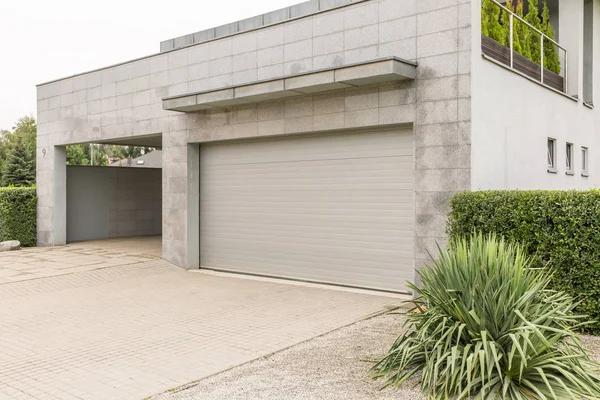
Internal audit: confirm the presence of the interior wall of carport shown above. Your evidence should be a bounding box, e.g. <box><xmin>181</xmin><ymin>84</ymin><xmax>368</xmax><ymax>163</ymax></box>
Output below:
<box><xmin>66</xmin><ymin>166</ymin><xmax>162</xmax><ymax>242</ymax></box>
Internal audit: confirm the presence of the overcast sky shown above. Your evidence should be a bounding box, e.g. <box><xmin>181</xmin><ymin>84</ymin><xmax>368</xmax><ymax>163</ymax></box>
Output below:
<box><xmin>0</xmin><ymin>0</ymin><xmax>300</xmax><ymax>131</ymax></box>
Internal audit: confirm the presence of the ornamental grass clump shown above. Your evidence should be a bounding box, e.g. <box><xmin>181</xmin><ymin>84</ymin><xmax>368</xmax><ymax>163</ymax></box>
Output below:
<box><xmin>371</xmin><ymin>234</ymin><xmax>600</xmax><ymax>399</ymax></box>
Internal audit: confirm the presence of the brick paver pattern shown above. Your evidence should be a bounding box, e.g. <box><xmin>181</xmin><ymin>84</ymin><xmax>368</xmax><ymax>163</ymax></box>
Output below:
<box><xmin>0</xmin><ymin>239</ymin><xmax>401</xmax><ymax>400</ymax></box>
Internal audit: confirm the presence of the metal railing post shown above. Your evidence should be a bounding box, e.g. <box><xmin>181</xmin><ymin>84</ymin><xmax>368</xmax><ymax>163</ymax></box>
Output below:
<box><xmin>510</xmin><ymin>14</ymin><xmax>514</xmax><ymax>68</ymax></box>
<box><xmin>564</xmin><ymin>50</ymin><xmax>569</xmax><ymax>94</ymax></box>
<box><xmin>540</xmin><ymin>35</ymin><xmax>545</xmax><ymax>84</ymax></box>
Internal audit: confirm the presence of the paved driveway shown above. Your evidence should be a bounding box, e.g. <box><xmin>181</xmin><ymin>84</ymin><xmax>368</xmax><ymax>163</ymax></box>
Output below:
<box><xmin>0</xmin><ymin>239</ymin><xmax>403</xmax><ymax>400</ymax></box>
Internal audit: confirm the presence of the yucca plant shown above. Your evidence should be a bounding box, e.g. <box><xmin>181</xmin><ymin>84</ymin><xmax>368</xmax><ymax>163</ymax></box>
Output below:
<box><xmin>371</xmin><ymin>234</ymin><xmax>600</xmax><ymax>399</ymax></box>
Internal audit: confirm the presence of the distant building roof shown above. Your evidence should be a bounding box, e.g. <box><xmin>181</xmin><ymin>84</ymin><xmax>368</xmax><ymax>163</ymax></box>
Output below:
<box><xmin>109</xmin><ymin>150</ymin><xmax>162</xmax><ymax>168</ymax></box>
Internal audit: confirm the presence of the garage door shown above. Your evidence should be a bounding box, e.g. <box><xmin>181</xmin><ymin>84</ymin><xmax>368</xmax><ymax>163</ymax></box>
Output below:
<box><xmin>200</xmin><ymin>128</ymin><xmax>415</xmax><ymax>292</ymax></box>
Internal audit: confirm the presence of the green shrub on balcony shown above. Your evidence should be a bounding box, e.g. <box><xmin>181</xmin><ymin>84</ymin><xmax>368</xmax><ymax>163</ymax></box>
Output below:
<box><xmin>482</xmin><ymin>0</ymin><xmax>561</xmax><ymax>75</ymax></box>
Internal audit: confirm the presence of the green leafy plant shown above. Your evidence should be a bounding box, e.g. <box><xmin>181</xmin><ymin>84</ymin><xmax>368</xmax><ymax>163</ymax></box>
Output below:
<box><xmin>541</xmin><ymin>0</ymin><xmax>561</xmax><ymax>73</ymax></box>
<box><xmin>502</xmin><ymin>0</ymin><xmax>523</xmax><ymax>55</ymax></box>
<box><xmin>448</xmin><ymin>190</ymin><xmax>600</xmax><ymax>334</ymax></box>
<box><xmin>482</xmin><ymin>0</ymin><xmax>508</xmax><ymax>46</ymax></box>
<box><xmin>0</xmin><ymin>187</ymin><xmax>37</xmax><ymax>247</ymax></box>
<box><xmin>525</xmin><ymin>0</ymin><xmax>543</xmax><ymax>64</ymax></box>
<box><xmin>371</xmin><ymin>234</ymin><xmax>600</xmax><ymax>399</ymax></box>
<box><xmin>514</xmin><ymin>0</ymin><xmax>532</xmax><ymax>59</ymax></box>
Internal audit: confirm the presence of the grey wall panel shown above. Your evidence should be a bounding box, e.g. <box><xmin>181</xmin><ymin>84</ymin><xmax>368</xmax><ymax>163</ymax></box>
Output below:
<box><xmin>200</xmin><ymin>128</ymin><xmax>415</xmax><ymax>292</ymax></box>
<box><xmin>67</xmin><ymin>166</ymin><xmax>162</xmax><ymax>242</ymax></box>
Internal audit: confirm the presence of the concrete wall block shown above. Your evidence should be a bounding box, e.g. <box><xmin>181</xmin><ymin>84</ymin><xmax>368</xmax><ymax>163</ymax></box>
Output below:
<box><xmin>313</xmin><ymin>92</ymin><xmax>345</xmax><ymax>115</ymax></box>
<box><xmin>344</xmin><ymin>108</ymin><xmax>379</xmax><ymax>128</ymax></box>
<box><xmin>284</xmin><ymin>59</ymin><xmax>313</xmax><ymax>75</ymax></box>
<box><xmin>458</xmin><ymin>3</ymin><xmax>471</xmax><ymax>28</ymax></box>
<box><xmin>379</xmin><ymin>0</ymin><xmax>417</xmax><ymax>22</ymax></box>
<box><xmin>417</xmin><ymin>53</ymin><xmax>458</xmax><ymax>79</ymax></box>
<box><xmin>232</xmin><ymin>31</ymin><xmax>258</xmax><ymax>54</ymax></box>
<box><xmin>344</xmin><ymin>46</ymin><xmax>378</xmax><ymax>65</ymax></box>
<box><xmin>416</xmin><ymin>168</ymin><xmax>464</xmax><ymax>192</ymax></box>
<box><xmin>319</xmin><ymin>0</ymin><xmax>354</xmax><ymax>10</ymax></box>
<box><xmin>415</xmin><ymin>236</ymin><xmax>446</xmax><ymax>260</ymax></box>
<box><xmin>417</xmin><ymin>6</ymin><xmax>458</xmax><ymax>36</ymax></box>
<box><xmin>215</xmin><ymin>22</ymin><xmax>238</xmax><ymax>38</ymax></box>
<box><xmin>232</xmin><ymin>69</ymin><xmax>258</xmax><ymax>86</ymax></box>
<box><xmin>417</xmin><ymin>29</ymin><xmax>458</xmax><ymax>58</ymax></box>
<box><xmin>378</xmin><ymin>104</ymin><xmax>416</xmax><ymax>124</ymax></box>
<box><xmin>417</xmin><ymin>0</ymin><xmax>462</xmax><ymax>13</ymax></box>
<box><xmin>238</xmin><ymin>15</ymin><xmax>264</xmax><ymax>33</ymax></box>
<box><xmin>344</xmin><ymin>25</ymin><xmax>379</xmax><ymax>50</ymax></box>
<box><xmin>193</xmin><ymin>29</ymin><xmax>216</xmax><ymax>44</ymax></box>
<box><xmin>209</xmin><ymin>38</ymin><xmax>233</xmax><ymax>60</ymax></box>
<box><xmin>457</xmin><ymin>74</ymin><xmax>471</xmax><ymax>98</ymax></box>
<box><xmin>285</xmin><ymin>39</ymin><xmax>313</xmax><ymax>63</ymax></box>
<box><xmin>458</xmin><ymin>98</ymin><xmax>471</xmax><ymax>122</ymax></box>
<box><xmin>258</xmin><ymin>119</ymin><xmax>285</xmax><ymax>136</ymax></box>
<box><xmin>417</xmin><ymin>76</ymin><xmax>458</xmax><ymax>102</ymax></box>
<box><xmin>416</xmin><ymin>191</ymin><xmax>455</xmax><ymax>216</ymax></box>
<box><xmin>313</xmin><ymin>32</ymin><xmax>344</xmax><ymax>57</ymax></box>
<box><xmin>416</xmin><ymin>213</ymin><xmax>448</xmax><ymax>238</ymax></box>
<box><xmin>380</xmin><ymin>16</ymin><xmax>417</xmax><ymax>44</ymax></box>
<box><xmin>344</xmin><ymin>2</ymin><xmax>378</xmax><ymax>29</ymax></box>
<box><xmin>416</xmin><ymin>145</ymin><xmax>467</xmax><ymax>170</ymax></box>
<box><xmin>458</xmin><ymin>27</ymin><xmax>471</xmax><ymax>51</ymax></box>
<box><xmin>313</xmin><ymin>9</ymin><xmax>344</xmax><ymax>37</ymax></box>
<box><xmin>116</xmin><ymin>79</ymin><xmax>133</xmax><ymax>96</ymax></box>
<box><xmin>312</xmin><ymin>52</ymin><xmax>345</xmax><ymax>70</ymax></box>
<box><xmin>313</xmin><ymin>112</ymin><xmax>345</xmax><ymax>131</ymax></box>
<box><xmin>290</xmin><ymin>0</ymin><xmax>319</xmax><ymax>18</ymax></box>
<box><xmin>209</xmin><ymin>57</ymin><xmax>233</xmax><ymax>77</ymax></box>
<box><xmin>168</xmin><ymin>66</ymin><xmax>189</xmax><ymax>85</ymax></box>
<box><xmin>284</xmin><ymin>18</ymin><xmax>313</xmax><ymax>44</ymax></box>
<box><xmin>285</xmin><ymin>115</ymin><xmax>314</xmax><ymax>133</ymax></box>
<box><xmin>415</xmin><ymin>123</ymin><xmax>459</xmax><ymax>147</ymax></box>
<box><xmin>345</xmin><ymin>86</ymin><xmax>379</xmax><ymax>111</ymax></box>
<box><xmin>257</xmin><ymin>46</ymin><xmax>285</xmax><ymax>67</ymax></box>
<box><xmin>233</xmin><ymin>52</ymin><xmax>257</xmax><ymax>72</ymax></box>
<box><xmin>379</xmin><ymin>83</ymin><xmax>415</xmax><ymax>107</ymax></box>
<box><xmin>257</xmin><ymin>26</ymin><xmax>284</xmax><ymax>50</ymax></box>
<box><xmin>174</xmin><ymin>34</ymin><xmax>193</xmax><ymax>49</ymax></box>
<box><xmin>263</xmin><ymin>7</ymin><xmax>290</xmax><ymax>26</ymax></box>
<box><xmin>417</xmin><ymin>100</ymin><xmax>458</xmax><ymax>125</ymax></box>
<box><xmin>187</xmin><ymin>45</ymin><xmax>210</xmax><ymax>65</ymax></box>
<box><xmin>285</xmin><ymin>96</ymin><xmax>314</xmax><ymax>118</ymax></box>
<box><xmin>160</xmin><ymin>39</ymin><xmax>175</xmax><ymax>52</ymax></box>
<box><xmin>258</xmin><ymin>101</ymin><xmax>285</xmax><ymax>121</ymax></box>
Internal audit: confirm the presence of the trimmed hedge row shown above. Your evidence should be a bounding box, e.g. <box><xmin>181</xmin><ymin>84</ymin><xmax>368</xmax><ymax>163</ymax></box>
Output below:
<box><xmin>0</xmin><ymin>187</ymin><xmax>37</xmax><ymax>247</ymax></box>
<box><xmin>448</xmin><ymin>190</ymin><xmax>600</xmax><ymax>334</ymax></box>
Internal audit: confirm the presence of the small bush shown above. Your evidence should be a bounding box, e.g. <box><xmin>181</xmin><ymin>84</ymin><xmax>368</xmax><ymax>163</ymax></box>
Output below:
<box><xmin>448</xmin><ymin>190</ymin><xmax>600</xmax><ymax>334</ymax></box>
<box><xmin>0</xmin><ymin>187</ymin><xmax>37</xmax><ymax>247</ymax></box>
<box><xmin>371</xmin><ymin>234</ymin><xmax>600</xmax><ymax>399</ymax></box>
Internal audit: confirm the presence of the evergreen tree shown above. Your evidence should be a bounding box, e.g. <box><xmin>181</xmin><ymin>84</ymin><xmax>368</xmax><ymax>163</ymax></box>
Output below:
<box><xmin>482</xmin><ymin>0</ymin><xmax>508</xmax><ymax>45</ymax></box>
<box><xmin>502</xmin><ymin>0</ymin><xmax>523</xmax><ymax>54</ymax></box>
<box><xmin>524</xmin><ymin>0</ymin><xmax>542</xmax><ymax>64</ymax></box>
<box><xmin>2</xmin><ymin>136</ymin><xmax>35</xmax><ymax>187</ymax></box>
<box><xmin>515</xmin><ymin>0</ymin><xmax>532</xmax><ymax>58</ymax></box>
<box><xmin>542</xmin><ymin>0</ymin><xmax>561</xmax><ymax>74</ymax></box>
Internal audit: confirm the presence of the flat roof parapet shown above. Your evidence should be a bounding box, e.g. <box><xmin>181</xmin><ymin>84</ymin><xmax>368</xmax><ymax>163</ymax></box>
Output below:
<box><xmin>160</xmin><ymin>0</ymin><xmax>369</xmax><ymax>52</ymax></box>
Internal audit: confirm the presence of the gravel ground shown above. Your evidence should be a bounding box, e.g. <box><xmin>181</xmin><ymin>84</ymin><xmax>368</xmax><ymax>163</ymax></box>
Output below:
<box><xmin>151</xmin><ymin>313</ymin><xmax>600</xmax><ymax>400</ymax></box>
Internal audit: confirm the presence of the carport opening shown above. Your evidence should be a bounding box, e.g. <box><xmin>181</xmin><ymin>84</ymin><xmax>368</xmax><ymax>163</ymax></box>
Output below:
<box><xmin>65</xmin><ymin>134</ymin><xmax>162</xmax><ymax>256</ymax></box>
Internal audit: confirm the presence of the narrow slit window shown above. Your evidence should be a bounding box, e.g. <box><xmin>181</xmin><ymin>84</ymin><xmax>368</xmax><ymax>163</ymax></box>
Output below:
<box><xmin>566</xmin><ymin>142</ymin><xmax>574</xmax><ymax>174</ymax></box>
<box><xmin>547</xmin><ymin>138</ymin><xmax>557</xmax><ymax>172</ymax></box>
<box><xmin>582</xmin><ymin>147</ymin><xmax>589</xmax><ymax>176</ymax></box>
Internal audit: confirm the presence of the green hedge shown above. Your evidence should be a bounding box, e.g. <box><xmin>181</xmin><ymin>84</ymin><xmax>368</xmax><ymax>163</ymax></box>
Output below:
<box><xmin>448</xmin><ymin>190</ymin><xmax>600</xmax><ymax>334</ymax></box>
<box><xmin>0</xmin><ymin>187</ymin><xmax>37</xmax><ymax>247</ymax></box>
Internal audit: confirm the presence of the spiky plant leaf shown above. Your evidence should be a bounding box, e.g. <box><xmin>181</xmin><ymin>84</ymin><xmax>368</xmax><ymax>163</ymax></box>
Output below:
<box><xmin>371</xmin><ymin>234</ymin><xmax>600</xmax><ymax>399</ymax></box>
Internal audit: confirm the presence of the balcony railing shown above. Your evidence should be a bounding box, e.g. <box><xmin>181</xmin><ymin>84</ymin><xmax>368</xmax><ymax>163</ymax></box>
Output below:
<box><xmin>482</xmin><ymin>0</ymin><xmax>568</xmax><ymax>94</ymax></box>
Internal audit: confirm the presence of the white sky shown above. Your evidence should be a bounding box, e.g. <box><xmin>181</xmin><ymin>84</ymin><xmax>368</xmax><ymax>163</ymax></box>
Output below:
<box><xmin>0</xmin><ymin>0</ymin><xmax>300</xmax><ymax>131</ymax></box>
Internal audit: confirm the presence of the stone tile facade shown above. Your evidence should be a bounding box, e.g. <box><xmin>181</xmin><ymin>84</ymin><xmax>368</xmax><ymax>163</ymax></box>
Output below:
<box><xmin>37</xmin><ymin>0</ymin><xmax>472</xmax><ymax>283</ymax></box>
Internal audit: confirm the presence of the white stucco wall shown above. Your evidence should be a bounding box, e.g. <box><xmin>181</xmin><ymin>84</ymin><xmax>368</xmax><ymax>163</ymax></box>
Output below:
<box><xmin>471</xmin><ymin>0</ymin><xmax>600</xmax><ymax>190</ymax></box>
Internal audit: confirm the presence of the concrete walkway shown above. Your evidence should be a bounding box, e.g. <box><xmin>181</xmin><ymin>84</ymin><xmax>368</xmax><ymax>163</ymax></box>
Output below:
<box><xmin>0</xmin><ymin>239</ymin><xmax>404</xmax><ymax>400</ymax></box>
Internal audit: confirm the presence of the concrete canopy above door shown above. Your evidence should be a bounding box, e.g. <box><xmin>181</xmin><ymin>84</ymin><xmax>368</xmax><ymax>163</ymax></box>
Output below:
<box><xmin>162</xmin><ymin>58</ymin><xmax>416</xmax><ymax>112</ymax></box>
